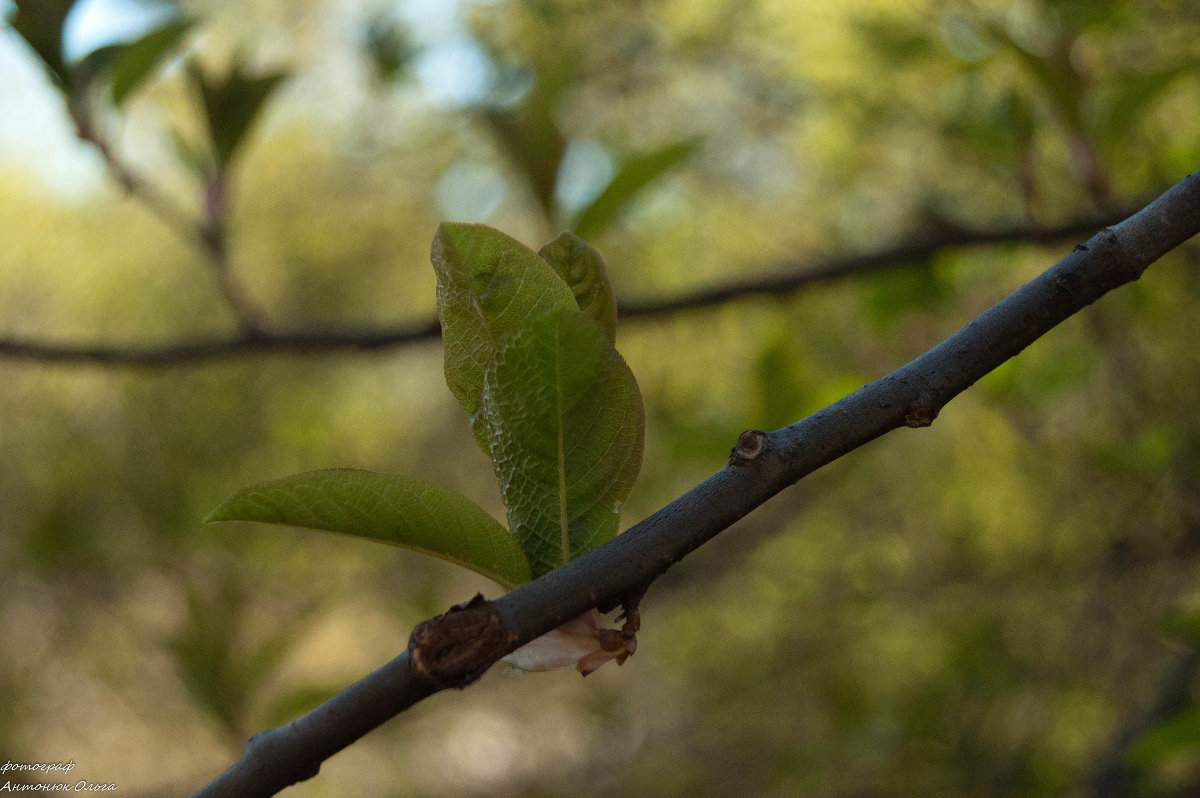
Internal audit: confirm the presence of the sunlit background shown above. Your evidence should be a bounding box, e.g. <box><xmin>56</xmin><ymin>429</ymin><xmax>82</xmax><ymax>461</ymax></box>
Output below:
<box><xmin>2</xmin><ymin>1</ymin><xmax>1200</xmax><ymax>795</ymax></box>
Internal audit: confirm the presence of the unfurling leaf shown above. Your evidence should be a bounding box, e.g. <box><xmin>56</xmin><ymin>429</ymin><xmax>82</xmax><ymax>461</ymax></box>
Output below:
<box><xmin>68</xmin><ymin>17</ymin><xmax>192</xmax><ymax>109</ymax></box>
<box><xmin>482</xmin><ymin>309</ymin><xmax>643</xmax><ymax>577</ymax></box>
<box><xmin>431</xmin><ymin>223</ymin><xmax>578</xmax><ymax>422</ymax></box>
<box><xmin>433</xmin><ymin>223</ymin><xmax>644</xmax><ymax>577</ymax></box>
<box><xmin>206</xmin><ymin>468</ymin><xmax>530</xmax><ymax>589</ymax></box>
<box><xmin>208</xmin><ymin>223</ymin><xmax>643</xmax><ymax>672</ymax></box>
<box><xmin>538</xmin><ymin>231</ymin><xmax>618</xmax><ymax>342</ymax></box>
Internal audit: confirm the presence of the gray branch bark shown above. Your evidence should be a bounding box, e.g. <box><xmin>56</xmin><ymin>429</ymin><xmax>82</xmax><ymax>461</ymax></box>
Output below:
<box><xmin>193</xmin><ymin>170</ymin><xmax>1200</xmax><ymax>797</ymax></box>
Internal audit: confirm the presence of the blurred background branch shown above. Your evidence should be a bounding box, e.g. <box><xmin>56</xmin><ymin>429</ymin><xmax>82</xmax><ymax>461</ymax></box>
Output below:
<box><xmin>32</xmin><ymin>0</ymin><xmax>276</xmax><ymax>333</ymax></box>
<box><xmin>0</xmin><ymin>205</ymin><xmax>1138</xmax><ymax>367</ymax></box>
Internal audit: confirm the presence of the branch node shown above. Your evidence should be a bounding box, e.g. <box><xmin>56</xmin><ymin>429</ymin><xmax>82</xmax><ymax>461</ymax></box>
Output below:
<box><xmin>730</xmin><ymin>429</ymin><xmax>769</xmax><ymax>464</ymax></box>
<box><xmin>904</xmin><ymin>404</ymin><xmax>937</xmax><ymax>428</ymax></box>
<box><xmin>408</xmin><ymin>594</ymin><xmax>510</xmax><ymax>689</ymax></box>
<box><xmin>616</xmin><ymin>583</ymin><xmax>647</xmax><ymax>634</ymax></box>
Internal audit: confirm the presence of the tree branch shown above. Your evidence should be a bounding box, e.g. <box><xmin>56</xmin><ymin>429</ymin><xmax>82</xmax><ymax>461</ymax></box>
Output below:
<box><xmin>2</xmin><ymin>208</ymin><xmax>1138</xmax><ymax>368</ymax></box>
<box><xmin>0</xmin><ymin>323</ymin><xmax>439</xmax><ymax>367</ymax></box>
<box><xmin>193</xmin><ymin>171</ymin><xmax>1200</xmax><ymax>797</ymax></box>
<box><xmin>616</xmin><ymin>207</ymin><xmax>1134</xmax><ymax>317</ymax></box>
<box><xmin>72</xmin><ymin>109</ymin><xmax>205</xmax><ymax>252</ymax></box>
<box><xmin>72</xmin><ymin>106</ymin><xmax>268</xmax><ymax>332</ymax></box>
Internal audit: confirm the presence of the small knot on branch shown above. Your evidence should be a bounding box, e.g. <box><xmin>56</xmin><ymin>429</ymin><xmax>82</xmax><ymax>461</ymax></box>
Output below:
<box><xmin>408</xmin><ymin>594</ymin><xmax>510</xmax><ymax>688</ymax></box>
<box><xmin>730</xmin><ymin>429</ymin><xmax>768</xmax><ymax>464</ymax></box>
<box><xmin>904</xmin><ymin>404</ymin><xmax>937</xmax><ymax>428</ymax></box>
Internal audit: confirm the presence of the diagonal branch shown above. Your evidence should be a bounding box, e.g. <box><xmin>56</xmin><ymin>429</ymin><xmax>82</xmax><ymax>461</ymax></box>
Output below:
<box><xmin>193</xmin><ymin>170</ymin><xmax>1200</xmax><ymax>798</ymax></box>
<box><xmin>1</xmin><ymin>208</ymin><xmax>1138</xmax><ymax>368</ymax></box>
<box><xmin>71</xmin><ymin>107</ymin><xmax>205</xmax><ymax>252</ymax></box>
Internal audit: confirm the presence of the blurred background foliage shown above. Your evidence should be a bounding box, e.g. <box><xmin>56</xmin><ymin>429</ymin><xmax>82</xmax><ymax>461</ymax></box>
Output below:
<box><xmin>1</xmin><ymin>0</ymin><xmax>1200</xmax><ymax>795</ymax></box>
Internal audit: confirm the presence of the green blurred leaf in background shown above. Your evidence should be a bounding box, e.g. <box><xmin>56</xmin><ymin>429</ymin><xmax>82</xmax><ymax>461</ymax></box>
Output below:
<box><xmin>188</xmin><ymin>55</ymin><xmax>287</xmax><ymax>170</ymax></box>
<box><xmin>10</xmin><ymin>0</ymin><xmax>75</xmax><ymax>86</ymax></box>
<box><xmin>570</xmin><ymin>140</ymin><xmax>698</xmax><ymax>239</ymax></box>
<box><xmin>109</xmin><ymin>18</ymin><xmax>192</xmax><ymax>107</ymax></box>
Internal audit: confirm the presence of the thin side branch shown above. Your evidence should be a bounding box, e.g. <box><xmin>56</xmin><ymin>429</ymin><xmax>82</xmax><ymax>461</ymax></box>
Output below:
<box><xmin>73</xmin><ymin>106</ymin><xmax>268</xmax><ymax>332</ymax></box>
<box><xmin>194</xmin><ymin>171</ymin><xmax>1200</xmax><ymax>798</ymax></box>
<box><xmin>3</xmin><ymin>209</ymin><xmax>1137</xmax><ymax>368</ymax></box>
<box><xmin>73</xmin><ymin>110</ymin><xmax>204</xmax><ymax>250</ymax></box>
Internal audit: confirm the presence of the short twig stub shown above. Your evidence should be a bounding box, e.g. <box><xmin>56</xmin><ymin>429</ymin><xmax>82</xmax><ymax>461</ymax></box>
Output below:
<box><xmin>408</xmin><ymin>594</ymin><xmax>509</xmax><ymax>688</ymax></box>
<box><xmin>904</xmin><ymin>405</ymin><xmax>937</xmax><ymax>428</ymax></box>
<box><xmin>730</xmin><ymin>429</ymin><xmax>768</xmax><ymax>464</ymax></box>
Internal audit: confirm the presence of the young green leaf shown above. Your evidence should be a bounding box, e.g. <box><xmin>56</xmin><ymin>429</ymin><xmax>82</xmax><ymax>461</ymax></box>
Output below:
<box><xmin>481</xmin><ymin>309</ymin><xmax>644</xmax><ymax>577</ymax></box>
<box><xmin>431</xmin><ymin>222</ymin><xmax>578</xmax><ymax>422</ymax></box>
<box><xmin>168</xmin><ymin>575</ymin><xmax>254</xmax><ymax>734</ymax></box>
<box><xmin>188</xmin><ymin>55</ymin><xmax>287</xmax><ymax>169</ymax></box>
<box><xmin>1126</xmin><ymin>708</ymin><xmax>1200</xmax><ymax>767</ymax></box>
<box><xmin>1096</xmin><ymin>65</ymin><xmax>1192</xmax><ymax>147</ymax></box>
<box><xmin>110</xmin><ymin>19</ymin><xmax>193</xmax><ymax>106</ymax></box>
<box><xmin>570</xmin><ymin>139</ymin><xmax>698</xmax><ymax>239</ymax></box>
<box><xmin>538</xmin><ymin>231</ymin><xmax>618</xmax><ymax>343</ymax></box>
<box><xmin>10</xmin><ymin>0</ymin><xmax>76</xmax><ymax>86</ymax></box>
<box><xmin>206</xmin><ymin>468</ymin><xmax>531</xmax><ymax>589</ymax></box>
<box><xmin>477</xmin><ymin>70</ymin><xmax>569</xmax><ymax>219</ymax></box>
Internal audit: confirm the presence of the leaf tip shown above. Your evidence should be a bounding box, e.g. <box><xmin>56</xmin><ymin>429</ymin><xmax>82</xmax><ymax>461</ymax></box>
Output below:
<box><xmin>202</xmin><ymin>501</ymin><xmax>236</xmax><ymax>524</ymax></box>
